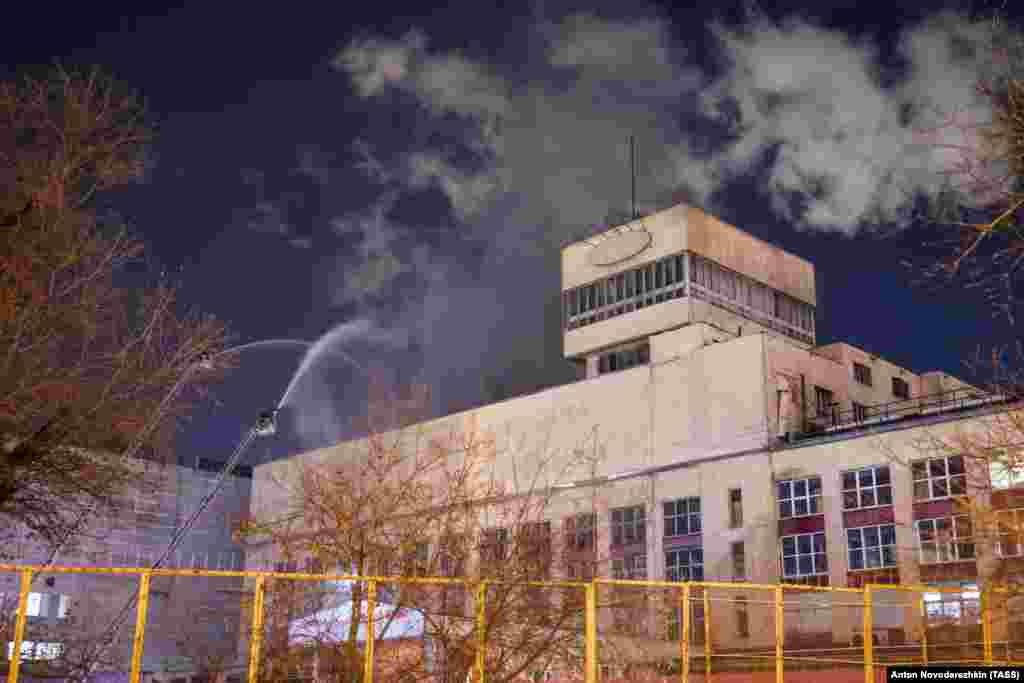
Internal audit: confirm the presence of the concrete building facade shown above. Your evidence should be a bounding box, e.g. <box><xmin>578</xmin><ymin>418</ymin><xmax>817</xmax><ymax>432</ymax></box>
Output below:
<box><xmin>248</xmin><ymin>202</ymin><xmax>1022</xmax><ymax>661</ymax></box>
<box><xmin>2</xmin><ymin>459</ymin><xmax>251</xmax><ymax>680</ymax></box>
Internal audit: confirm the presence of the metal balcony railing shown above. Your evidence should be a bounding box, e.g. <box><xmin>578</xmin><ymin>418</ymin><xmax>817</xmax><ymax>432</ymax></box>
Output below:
<box><xmin>797</xmin><ymin>387</ymin><xmax>1017</xmax><ymax>439</ymax></box>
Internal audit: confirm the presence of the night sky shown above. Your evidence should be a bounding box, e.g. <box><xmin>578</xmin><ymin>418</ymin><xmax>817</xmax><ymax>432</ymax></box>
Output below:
<box><xmin>4</xmin><ymin>0</ymin><xmax>1023</xmax><ymax>466</ymax></box>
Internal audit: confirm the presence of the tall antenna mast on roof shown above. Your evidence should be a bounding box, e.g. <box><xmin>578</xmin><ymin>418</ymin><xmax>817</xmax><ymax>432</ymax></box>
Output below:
<box><xmin>630</xmin><ymin>135</ymin><xmax>638</xmax><ymax>220</ymax></box>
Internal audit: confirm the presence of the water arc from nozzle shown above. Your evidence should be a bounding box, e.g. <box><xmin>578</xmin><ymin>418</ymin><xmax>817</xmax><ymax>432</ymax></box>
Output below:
<box><xmin>276</xmin><ymin>322</ymin><xmax>373</xmax><ymax>411</ymax></box>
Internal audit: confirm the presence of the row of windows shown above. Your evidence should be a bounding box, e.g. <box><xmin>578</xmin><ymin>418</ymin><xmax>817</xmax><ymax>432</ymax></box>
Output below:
<box><xmin>777</xmin><ymin>458</ymin><xmax>965</xmax><ymax>521</ymax></box>
<box><xmin>562</xmin><ymin>252</ymin><xmax>816</xmax><ymax>344</ymax></box>
<box><xmin>688</xmin><ymin>254</ymin><xmax>815</xmax><ymax>341</ymax></box>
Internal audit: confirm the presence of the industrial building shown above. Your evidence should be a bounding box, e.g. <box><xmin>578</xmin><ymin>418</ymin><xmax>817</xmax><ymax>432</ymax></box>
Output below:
<box><xmin>247</xmin><ymin>201</ymin><xmax>1023</xmax><ymax>661</ymax></box>
<box><xmin>1</xmin><ymin>458</ymin><xmax>252</xmax><ymax>681</ymax></box>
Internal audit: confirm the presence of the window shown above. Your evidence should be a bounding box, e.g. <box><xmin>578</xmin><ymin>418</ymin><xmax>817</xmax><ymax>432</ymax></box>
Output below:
<box><xmin>728</xmin><ymin>489</ymin><xmax>743</xmax><ymax>528</ymax></box>
<box><xmin>912</xmin><ymin>456</ymin><xmax>967</xmax><ymax>500</ymax></box>
<box><xmin>815</xmin><ymin>387</ymin><xmax>834</xmax><ymax>418</ymax></box>
<box><xmin>777</xmin><ymin>477</ymin><xmax>822</xmax><ymax>518</ymax></box>
<box><xmin>736</xmin><ymin>596</ymin><xmax>750</xmax><ymax>638</ymax></box>
<box><xmin>664</xmin><ymin>498</ymin><xmax>701</xmax><ymax>536</ymax></box>
<box><xmin>841</xmin><ymin>465</ymin><xmax>892</xmax><ymax>510</ymax></box>
<box><xmin>924</xmin><ymin>583</ymin><xmax>980</xmax><ymax>624</ymax></box>
<box><xmin>893</xmin><ymin>377</ymin><xmax>910</xmax><ymax>399</ymax></box>
<box><xmin>7</xmin><ymin>641</ymin><xmax>63</xmax><ymax>661</ymax></box>
<box><xmin>852</xmin><ymin>402</ymin><xmax>868</xmax><ymax>422</ymax></box>
<box><xmin>597</xmin><ymin>345</ymin><xmax>650</xmax><ymax>375</ymax></box>
<box><xmin>611</xmin><ymin>506</ymin><xmax>646</xmax><ymax>546</ymax></box>
<box><xmin>612</xmin><ymin>554</ymin><xmax>647</xmax><ymax>580</ymax></box>
<box><xmin>853</xmin><ymin>363</ymin><xmax>872</xmax><ymax>386</ymax></box>
<box><xmin>997</xmin><ymin>509</ymin><xmax>1024</xmax><ymax>557</ymax></box>
<box><xmin>566</xmin><ymin>514</ymin><xmax>595</xmax><ymax>551</ymax></box>
<box><xmin>731</xmin><ymin>542</ymin><xmax>746</xmax><ymax>581</ymax></box>
<box><xmin>917</xmin><ymin>516</ymin><xmax>974</xmax><ymax>563</ymax></box>
<box><xmin>781</xmin><ymin>532</ymin><xmax>828</xmax><ymax>584</ymax></box>
<box><xmin>665</xmin><ymin>548</ymin><xmax>704</xmax><ymax>581</ymax></box>
<box><xmin>847</xmin><ymin>525</ymin><xmax>897</xmax><ymax>570</ymax></box>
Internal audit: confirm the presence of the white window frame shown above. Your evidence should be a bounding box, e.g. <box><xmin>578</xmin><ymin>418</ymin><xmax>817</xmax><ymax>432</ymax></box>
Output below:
<box><xmin>665</xmin><ymin>547</ymin><xmax>703</xmax><ymax>581</ymax></box>
<box><xmin>780</xmin><ymin>532</ymin><xmax>828</xmax><ymax>583</ymax></box>
<box><xmin>912</xmin><ymin>455</ymin><xmax>967</xmax><ymax>501</ymax></box>
<box><xmin>777</xmin><ymin>477</ymin><xmax>823</xmax><ymax>519</ymax></box>
<box><xmin>841</xmin><ymin>465</ymin><xmax>893</xmax><ymax>510</ymax></box>
<box><xmin>847</xmin><ymin>524</ymin><xmax>897</xmax><ymax>571</ymax></box>
<box><xmin>916</xmin><ymin>516</ymin><xmax>975</xmax><ymax>563</ymax></box>
<box><xmin>663</xmin><ymin>497</ymin><xmax>701</xmax><ymax>537</ymax></box>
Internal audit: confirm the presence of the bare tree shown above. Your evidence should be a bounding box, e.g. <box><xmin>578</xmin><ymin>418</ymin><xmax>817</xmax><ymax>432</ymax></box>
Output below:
<box><xmin>0</xmin><ymin>66</ymin><xmax>230</xmax><ymax>558</ymax></box>
<box><xmin>906</xmin><ymin>15</ymin><xmax>1024</xmax><ymax>321</ymax></box>
<box><xmin>239</xmin><ymin>383</ymin><xmax>619</xmax><ymax>683</ymax></box>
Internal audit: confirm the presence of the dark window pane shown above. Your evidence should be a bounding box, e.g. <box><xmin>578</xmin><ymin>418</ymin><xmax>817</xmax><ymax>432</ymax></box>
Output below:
<box><xmin>932</xmin><ymin>479</ymin><xmax>948</xmax><ymax>498</ymax></box>
<box><xmin>866</xmin><ymin>549</ymin><xmax>882</xmax><ymax>569</ymax></box>
<box><xmin>882</xmin><ymin>546</ymin><xmax>896</xmax><ymax>566</ymax></box>
<box><xmin>842</xmin><ymin>472</ymin><xmax>857</xmax><ymax>491</ymax></box>
<box><xmin>782</xmin><ymin>537</ymin><xmax>796</xmax><ymax>556</ymax></box>
<box><xmin>783</xmin><ymin>557</ymin><xmax>797</xmax><ymax>576</ymax></box>
<box><xmin>847</xmin><ymin>529</ymin><xmax>863</xmax><ymax>549</ymax></box>
<box><xmin>914</xmin><ymin>481</ymin><xmax>930</xmax><ymax>500</ymax></box>
<box><xmin>690</xmin><ymin>516</ymin><xmax>702</xmax><ymax>534</ymax></box>
<box><xmin>688</xmin><ymin>498</ymin><xmax>701</xmax><ymax>513</ymax></box>
<box><xmin>930</xmin><ymin>459</ymin><xmax>947</xmax><ymax>477</ymax></box>
<box><xmin>959</xmin><ymin>543</ymin><xmax>975</xmax><ymax>559</ymax></box>
<box><xmin>849</xmin><ymin>551</ymin><xmax>864</xmax><ymax>570</ymax></box>
<box><xmin>861</xmin><ymin>489</ymin><xmax>876</xmax><ymax>507</ymax></box>
<box><xmin>778</xmin><ymin>481</ymin><xmax>791</xmax><ymax>500</ymax></box>
<box><xmin>813</xmin><ymin>534</ymin><xmax>826</xmax><ymax>553</ymax></box>
<box><xmin>876</xmin><ymin>467</ymin><xmax>891</xmax><ymax>485</ymax></box>
<box><xmin>863</xmin><ymin>528</ymin><xmax>880</xmax><ymax>548</ymax></box>
<box><xmin>794</xmin><ymin>480</ymin><xmax>807</xmax><ymax>497</ymax></box>
<box><xmin>950</xmin><ymin>476</ymin><xmax>967</xmax><ymax>496</ymax></box>
<box><xmin>798</xmin><ymin>556</ymin><xmax>813</xmax><ymax>574</ymax></box>
<box><xmin>797</xmin><ymin>535</ymin><xmax>812</xmax><ymax>555</ymax></box>
<box><xmin>859</xmin><ymin>469</ymin><xmax>874</xmax><ymax>487</ymax></box>
<box><xmin>880</xmin><ymin>526</ymin><xmax>896</xmax><ymax>546</ymax></box>
<box><xmin>780</xmin><ymin>500</ymin><xmax>793</xmax><ymax>519</ymax></box>
<box><xmin>843</xmin><ymin>491</ymin><xmax>859</xmax><ymax>510</ymax></box>
<box><xmin>878</xmin><ymin>486</ymin><xmax>893</xmax><ymax>506</ymax></box>
<box><xmin>809</xmin><ymin>478</ymin><xmax>822</xmax><ymax>495</ymax></box>
<box><xmin>948</xmin><ymin>456</ymin><xmax>965</xmax><ymax>475</ymax></box>
<box><xmin>814</xmin><ymin>553</ymin><xmax>828</xmax><ymax>573</ymax></box>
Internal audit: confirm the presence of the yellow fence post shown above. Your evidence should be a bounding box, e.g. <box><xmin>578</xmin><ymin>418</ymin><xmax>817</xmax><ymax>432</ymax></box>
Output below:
<box><xmin>703</xmin><ymin>588</ymin><xmax>712</xmax><ymax>681</ymax></box>
<box><xmin>774</xmin><ymin>586</ymin><xmax>783</xmax><ymax>683</ymax></box>
<box><xmin>585</xmin><ymin>582</ymin><xmax>598</xmax><ymax>683</ymax></box>
<box><xmin>365</xmin><ymin>580</ymin><xmax>377</xmax><ymax>683</ymax></box>
<box><xmin>864</xmin><ymin>585</ymin><xmax>874</xmax><ymax>683</ymax></box>
<box><xmin>248</xmin><ymin>574</ymin><xmax>267</xmax><ymax>683</ymax></box>
<box><xmin>476</xmin><ymin>582</ymin><xmax>487</xmax><ymax>683</ymax></box>
<box><xmin>681</xmin><ymin>584</ymin><xmax>691</xmax><ymax>683</ymax></box>
<box><xmin>129</xmin><ymin>572</ymin><xmax>152</xmax><ymax>683</ymax></box>
<box><xmin>983</xmin><ymin>586</ymin><xmax>994</xmax><ymax>666</ymax></box>
<box><xmin>6</xmin><ymin>568</ymin><xmax>33</xmax><ymax>683</ymax></box>
<box><xmin>919</xmin><ymin>592</ymin><xmax>928</xmax><ymax>666</ymax></box>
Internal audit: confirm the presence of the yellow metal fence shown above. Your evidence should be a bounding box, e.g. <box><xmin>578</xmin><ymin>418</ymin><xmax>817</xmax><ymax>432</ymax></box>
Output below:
<box><xmin>0</xmin><ymin>565</ymin><xmax>1017</xmax><ymax>683</ymax></box>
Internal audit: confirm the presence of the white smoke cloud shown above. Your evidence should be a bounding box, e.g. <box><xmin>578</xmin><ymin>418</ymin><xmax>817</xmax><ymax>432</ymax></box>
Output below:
<box><xmin>324</xmin><ymin>8</ymin><xmax>1020</xmax><ymax>410</ymax></box>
